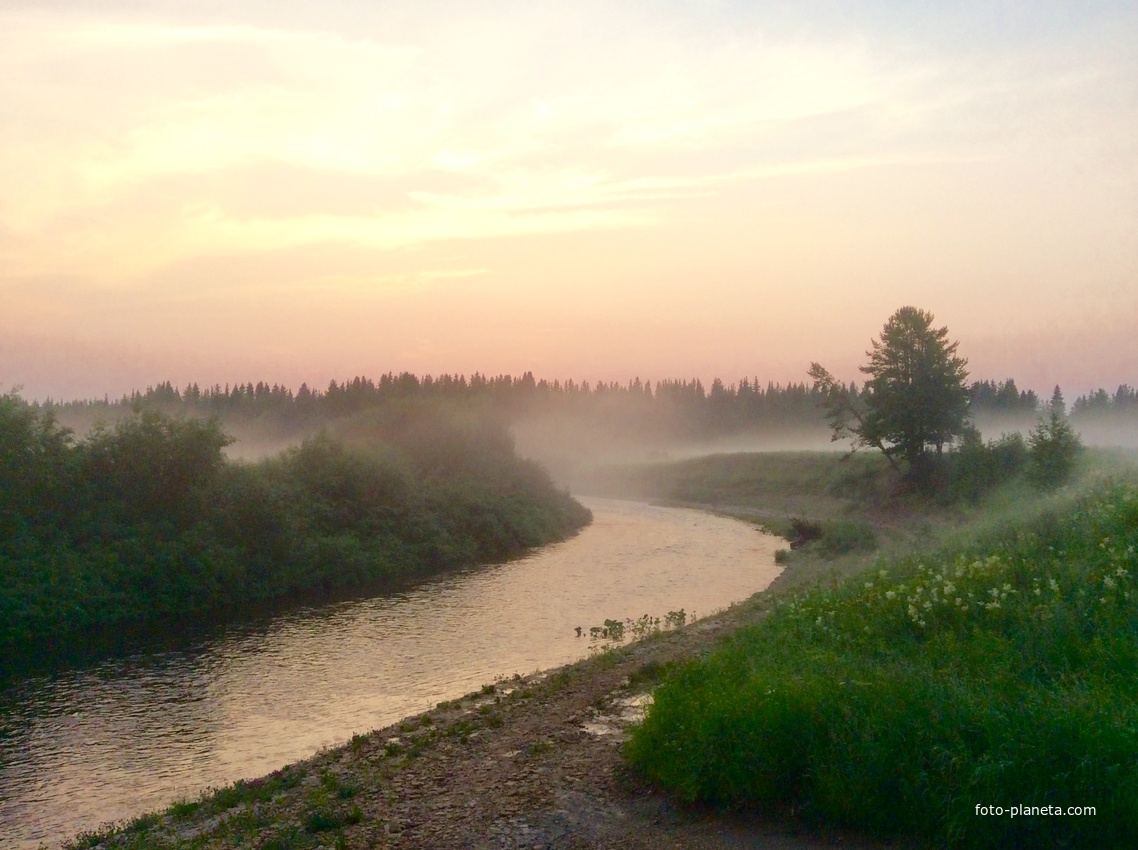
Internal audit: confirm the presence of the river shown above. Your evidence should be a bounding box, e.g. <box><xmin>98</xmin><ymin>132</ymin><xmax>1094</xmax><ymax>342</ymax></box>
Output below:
<box><xmin>0</xmin><ymin>498</ymin><xmax>781</xmax><ymax>848</ymax></box>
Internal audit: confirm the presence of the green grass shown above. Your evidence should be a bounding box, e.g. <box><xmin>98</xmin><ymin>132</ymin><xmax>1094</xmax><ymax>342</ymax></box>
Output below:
<box><xmin>604</xmin><ymin>450</ymin><xmax>894</xmax><ymax>507</ymax></box>
<box><xmin>627</xmin><ymin>481</ymin><xmax>1138</xmax><ymax>848</ymax></box>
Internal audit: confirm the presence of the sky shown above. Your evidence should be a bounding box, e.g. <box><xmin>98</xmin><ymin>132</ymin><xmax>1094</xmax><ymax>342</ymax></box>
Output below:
<box><xmin>2</xmin><ymin>0</ymin><xmax>1135</xmax><ymax>401</ymax></box>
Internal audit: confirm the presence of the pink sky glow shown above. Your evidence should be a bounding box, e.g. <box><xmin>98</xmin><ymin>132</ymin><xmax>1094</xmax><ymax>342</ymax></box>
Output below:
<box><xmin>2</xmin><ymin>2</ymin><xmax>1135</xmax><ymax>401</ymax></box>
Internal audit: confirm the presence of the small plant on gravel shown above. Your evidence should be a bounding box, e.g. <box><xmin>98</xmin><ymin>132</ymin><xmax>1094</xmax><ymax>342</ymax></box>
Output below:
<box><xmin>526</xmin><ymin>740</ymin><xmax>553</xmax><ymax>757</ymax></box>
<box><xmin>447</xmin><ymin>718</ymin><xmax>476</xmax><ymax>738</ymax></box>
<box><xmin>306</xmin><ymin>808</ymin><xmax>342</xmax><ymax>833</ymax></box>
<box><xmin>628</xmin><ymin>660</ymin><xmax>671</xmax><ymax>688</ymax></box>
<box><xmin>167</xmin><ymin>799</ymin><xmax>200</xmax><ymax>820</ymax></box>
<box><xmin>549</xmin><ymin>667</ymin><xmax>574</xmax><ymax>691</ymax></box>
<box><xmin>629</xmin><ymin>614</ymin><xmax>661</xmax><ymax>638</ymax></box>
<box><xmin>485</xmin><ymin>712</ymin><xmax>504</xmax><ymax>728</ymax></box>
<box><xmin>260</xmin><ymin>834</ymin><xmax>301</xmax><ymax>850</ymax></box>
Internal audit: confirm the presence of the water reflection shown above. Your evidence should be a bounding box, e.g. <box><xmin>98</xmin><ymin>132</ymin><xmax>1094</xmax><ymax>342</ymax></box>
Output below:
<box><xmin>0</xmin><ymin>499</ymin><xmax>781</xmax><ymax>848</ymax></box>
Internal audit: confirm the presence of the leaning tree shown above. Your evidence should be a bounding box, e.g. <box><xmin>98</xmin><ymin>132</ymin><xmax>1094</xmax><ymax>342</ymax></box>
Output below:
<box><xmin>810</xmin><ymin>306</ymin><xmax>970</xmax><ymax>473</ymax></box>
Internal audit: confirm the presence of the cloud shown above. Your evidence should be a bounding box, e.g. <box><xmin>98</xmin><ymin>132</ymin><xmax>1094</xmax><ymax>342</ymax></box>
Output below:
<box><xmin>0</xmin><ymin>6</ymin><xmax>940</xmax><ymax>277</ymax></box>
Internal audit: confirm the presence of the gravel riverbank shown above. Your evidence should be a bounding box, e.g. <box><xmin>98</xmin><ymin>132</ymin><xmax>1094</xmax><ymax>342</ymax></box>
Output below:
<box><xmin>72</xmin><ymin>556</ymin><xmax>897</xmax><ymax>850</ymax></box>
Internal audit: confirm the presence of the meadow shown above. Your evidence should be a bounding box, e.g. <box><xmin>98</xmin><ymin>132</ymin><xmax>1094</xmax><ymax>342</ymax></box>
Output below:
<box><xmin>627</xmin><ymin>453</ymin><xmax>1138</xmax><ymax>848</ymax></box>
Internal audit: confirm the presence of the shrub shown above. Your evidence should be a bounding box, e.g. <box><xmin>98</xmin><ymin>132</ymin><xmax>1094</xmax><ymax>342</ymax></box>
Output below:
<box><xmin>788</xmin><ymin>517</ymin><xmax>823</xmax><ymax>548</ymax></box>
<box><xmin>950</xmin><ymin>429</ymin><xmax>1028</xmax><ymax>501</ymax></box>
<box><xmin>1028</xmin><ymin>409</ymin><xmax>1082</xmax><ymax>489</ymax></box>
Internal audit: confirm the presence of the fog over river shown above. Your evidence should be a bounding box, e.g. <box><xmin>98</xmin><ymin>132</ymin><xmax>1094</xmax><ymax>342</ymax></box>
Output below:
<box><xmin>0</xmin><ymin>498</ymin><xmax>782</xmax><ymax>848</ymax></box>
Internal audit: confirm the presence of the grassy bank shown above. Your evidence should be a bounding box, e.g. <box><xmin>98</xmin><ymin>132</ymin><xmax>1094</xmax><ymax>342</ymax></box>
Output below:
<box><xmin>627</xmin><ymin>460</ymin><xmax>1138</xmax><ymax>848</ymax></box>
<box><xmin>0</xmin><ymin>394</ymin><xmax>590</xmax><ymax>665</ymax></box>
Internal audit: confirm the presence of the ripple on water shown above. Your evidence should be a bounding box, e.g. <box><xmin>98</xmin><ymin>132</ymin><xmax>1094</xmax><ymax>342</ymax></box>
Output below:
<box><xmin>0</xmin><ymin>498</ymin><xmax>781</xmax><ymax>849</ymax></box>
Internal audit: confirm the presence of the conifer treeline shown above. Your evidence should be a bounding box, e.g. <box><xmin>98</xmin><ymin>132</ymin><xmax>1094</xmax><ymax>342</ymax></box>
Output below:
<box><xmin>42</xmin><ymin>373</ymin><xmax>1136</xmax><ymax>437</ymax></box>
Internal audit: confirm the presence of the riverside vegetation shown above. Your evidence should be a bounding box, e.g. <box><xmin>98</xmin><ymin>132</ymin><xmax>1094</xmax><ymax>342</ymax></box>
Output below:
<box><xmin>55</xmin><ymin>425</ymin><xmax>1138</xmax><ymax>848</ymax></box>
<box><xmin>0</xmin><ymin>391</ymin><xmax>590</xmax><ymax>666</ymax></box>
<box><xmin>624</xmin><ymin>436</ymin><xmax>1138</xmax><ymax>847</ymax></box>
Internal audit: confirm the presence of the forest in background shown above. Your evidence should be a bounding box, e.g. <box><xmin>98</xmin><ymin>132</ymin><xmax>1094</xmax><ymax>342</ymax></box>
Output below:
<box><xmin>37</xmin><ymin>373</ymin><xmax>1136</xmax><ymax>440</ymax></box>
<box><xmin>31</xmin><ymin>373</ymin><xmax>1138</xmax><ymax>488</ymax></box>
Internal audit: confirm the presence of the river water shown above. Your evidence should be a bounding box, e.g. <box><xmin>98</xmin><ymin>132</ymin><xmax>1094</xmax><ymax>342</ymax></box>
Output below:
<box><xmin>0</xmin><ymin>498</ymin><xmax>781</xmax><ymax>848</ymax></box>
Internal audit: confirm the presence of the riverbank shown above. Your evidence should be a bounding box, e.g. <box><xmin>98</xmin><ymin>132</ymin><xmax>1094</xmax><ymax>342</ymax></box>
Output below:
<box><xmin>63</xmin><ymin>449</ymin><xmax>1138</xmax><ymax>849</ymax></box>
<box><xmin>65</xmin><ymin>560</ymin><xmax>891</xmax><ymax>850</ymax></box>
<box><xmin>58</xmin><ymin>488</ymin><xmax>898</xmax><ymax>850</ymax></box>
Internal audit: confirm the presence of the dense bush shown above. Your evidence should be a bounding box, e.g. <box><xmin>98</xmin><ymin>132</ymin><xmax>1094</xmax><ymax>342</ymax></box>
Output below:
<box><xmin>948</xmin><ymin>429</ymin><xmax>1028</xmax><ymax>501</ymax></box>
<box><xmin>628</xmin><ymin>484</ymin><xmax>1138</xmax><ymax>848</ymax></box>
<box><xmin>0</xmin><ymin>394</ymin><xmax>590</xmax><ymax>661</ymax></box>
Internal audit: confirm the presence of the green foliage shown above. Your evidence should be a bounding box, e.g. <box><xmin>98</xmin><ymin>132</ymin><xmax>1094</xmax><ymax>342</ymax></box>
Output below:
<box><xmin>783</xmin><ymin>516</ymin><xmax>876</xmax><ymax>559</ymax></box>
<box><xmin>0</xmin><ymin>391</ymin><xmax>74</xmax><ymax>536</ymax></box>
<box><xmin>166</xmin><ymin>800</ymin><xmax>200</xmax><ymax>820</ymax></box>
<box><xmin>0</xmin><ymin>395</ymin><xmax>590</xmax><ymax>662</ymax></box>
<box><xmin>587</xmin><ymin>610</ymin><xmax>689</xmax><ymax>645</ymax></box>
<box><xmin>861</xmin><ymin>307</ymin><xmax>971</xmax><ymax>468</ymax></box>
<box><xmin>80</xmin><ymin>410</ymin><xmax>233</xmax><ymax>528</ymax></box>
<box><xmin>949</xmin><ymin>429</ymin><xmax>1028</xmax><ymax>501</ymax></box>
<box><xmin>621</xmin><ymin>450</ymin><xmax>892</xmax><ymax>506</ymax></box>
<box><xmin>627</xmin><ymin>484</ymin><xmax>1138</xmax><ymax>848</ymax></box>
<box><xmin>812</xmin><ymin>307</ymin><xmax>970</xmax><ymax>474</ymax></box>
<box><xmin>1028</xmin><ymin>405</ymin><xmax>1083</xmax><ymax>489</ymax></box>
<box><xmin>810</xmin><ymin>519</ymin><xmax>877</xmax><ymax>557</ymax></box>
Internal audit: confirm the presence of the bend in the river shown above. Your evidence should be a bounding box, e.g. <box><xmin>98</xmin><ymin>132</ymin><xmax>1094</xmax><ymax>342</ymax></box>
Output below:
<box><xmin>0</xmin><ymin>498</ymin><xmax>782</xmax><ymax>849</ymax></box>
